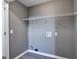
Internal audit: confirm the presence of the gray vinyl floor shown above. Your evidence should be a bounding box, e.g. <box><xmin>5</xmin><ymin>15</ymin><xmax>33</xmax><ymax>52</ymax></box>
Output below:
<box><xmin>19</xmin><ymin>52</ymin><xmax>57</xmax><ymax>59</ymax></box>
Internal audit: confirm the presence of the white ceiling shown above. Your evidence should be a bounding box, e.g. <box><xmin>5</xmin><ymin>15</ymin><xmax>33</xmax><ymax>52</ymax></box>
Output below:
<box><xmin>18</xmin><ymin>0</ymin><xmax>53</xmax><ymax>7</ymax></box>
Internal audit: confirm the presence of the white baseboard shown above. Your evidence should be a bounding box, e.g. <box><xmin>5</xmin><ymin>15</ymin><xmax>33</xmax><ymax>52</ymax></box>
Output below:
<box><xmin>14</xmin><ymin>50</ymin><xmax>29</xmax><ymax>59</ymax></box>
<box><xmin>27</xmin><ymin>50</ymin><xmax>68</xmax><ymax>59</ymax></box>
<box><xmin>14</xmin><ymin>50</ymin><xmax>68</xmax><ymax>59</ymax></box>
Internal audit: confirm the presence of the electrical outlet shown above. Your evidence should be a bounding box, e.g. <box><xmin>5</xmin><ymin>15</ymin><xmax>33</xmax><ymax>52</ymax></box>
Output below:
<box><xmin>46</xmin><ymin>32</ymin><xmax>52</xmax><ymax>37</ymax></box>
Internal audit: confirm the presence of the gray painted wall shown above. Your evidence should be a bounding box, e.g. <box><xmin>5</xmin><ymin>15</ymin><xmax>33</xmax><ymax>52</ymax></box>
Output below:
<box><xmin>9</xmin><ymin>1</ymin><xmax>29</xmax><ymax>59</ymax></box>
<box><xmin>29</xmin><ymin>0</ymin><xmax>74</xmax><ymax>17</ymax></box>
<box><xmin>28</xmin><ymin>0</ymin><xmax>76</xmax><ymax>59</ymax></box>
<box><xmin>28</xmin><ymin>16</ymin><xmax>76</xmax><ymax>59</ymax></box>
<box><xmin>55</xmin><ymin>16</ymin><xmax>76</xmax><ymax>59</ymax></box>
<box><xmin>9</xmin><ymin>0</ymin><xmax>76</xmax><ymax>59</ymax></box>
<box><xmin>73</xmin><ymin>15</ymin><xmax>77</xmax><ymax>59</ymax></box>
<box><xmin>74</xmin><ymin>0</ymin><xmax>77</xmax><ymax>12</ymax></box>
<box><xmin>29</xmin><ymin>18</ymin><xmax>55</xmax><ymax>54</ymax></box>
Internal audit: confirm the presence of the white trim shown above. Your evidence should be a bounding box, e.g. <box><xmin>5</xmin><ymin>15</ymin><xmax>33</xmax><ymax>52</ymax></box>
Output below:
<box><xmin>27</xmin><ymin>50</ymin><xmax>68</xmax><ymax>59</ymax></box>
<box><xmin>23</xmin><ymin>12</ymin><xmax>77</xmax><ymax>20</ymax></box>
<box><xmin>4</xmin><ymin>3</ymin><xmax>9</xmax><ymax>59</ymax></box>
<box><xmin>14</xmin><ymin>50</ymin><xmax>68</xmax><ymax>59</ymax></box>
<box><xmin>14</xmin><ymin>50</ymin><xmax>29</xmax><ymax>59</ymax></box>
